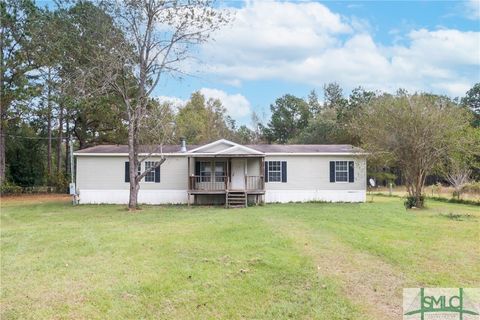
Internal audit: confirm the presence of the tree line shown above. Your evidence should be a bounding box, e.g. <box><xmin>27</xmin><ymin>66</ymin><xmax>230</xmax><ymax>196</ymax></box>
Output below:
<box><xmin>2</xmin><ymin>1</ymin><xmax>479</xmax><ymax>209</ymax></box>
<box><xmin>2</xmin><ymin>0</ymin><xmax>230</xmax><ymax>208</ymax></box>
<box><xmin>258</xmin><ymin>84</ymin><xmax>479</xmax><ymax>207</ymax></box>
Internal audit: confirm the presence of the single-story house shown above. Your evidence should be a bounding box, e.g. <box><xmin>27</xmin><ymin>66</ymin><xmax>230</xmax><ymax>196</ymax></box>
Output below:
<box><xmin>74</xmin><ymin>139</ymin><xmax>367</xmax><ymax>206</ymax></box>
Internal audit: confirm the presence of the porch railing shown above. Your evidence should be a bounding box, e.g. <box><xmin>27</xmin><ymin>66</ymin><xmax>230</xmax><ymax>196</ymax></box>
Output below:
<box><xmin>189</xmin><ymin>175</ymin><xmax>228</xmax><ymax>191</ymax></box>
<box><xmin>245</xmin><ymin>176</ymin><xmax>264</xmax><ymax>191</ymax></box>
<box><xmin>189</xmin><ymin>175</ymin><xmax>265</xmax><ymax>191</ymax></box>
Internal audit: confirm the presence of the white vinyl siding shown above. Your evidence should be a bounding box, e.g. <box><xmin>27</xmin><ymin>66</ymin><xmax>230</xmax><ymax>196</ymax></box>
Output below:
<box><xmin>265</xmin><ymin>155</ymin><xmax>365</xmax><ymax>191</ymax></box>
<box><xmin>77</xmin><ymin>156</ymin><xmax>188</xmax><ymax>190</ymax></box>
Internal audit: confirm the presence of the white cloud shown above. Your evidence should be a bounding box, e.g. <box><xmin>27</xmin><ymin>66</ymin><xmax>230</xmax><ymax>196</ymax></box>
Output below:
<box><xmin>202</xmin><ymin>1</ymin><xmax>351</xmax><ymax>69</ymax></box>
<box><xmin>155</xmin><ymin>90</ymin><xmax>252</xmax><ymax>121</ymax></box>
<box><xmin>465</xmin><ymin>0</ymin><xmax>480</xmax><ymax>20</ymax></box>
<box><xmin>198</xmin><ymin>0</ymin><xmax>480</xmax><ymax>97</ymax></box>
<box><xmin>199</xmin><ymin>88</ymin><xmax>252</xmax><ymax>118</ymax></box>
<box><xmin>155</xmin><ymin>96</ymin><xmax>186</xmax><ymax>111</ymax></box>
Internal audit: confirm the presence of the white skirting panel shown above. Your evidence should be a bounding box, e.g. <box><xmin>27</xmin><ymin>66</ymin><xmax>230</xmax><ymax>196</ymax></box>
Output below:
<box><xmin>265</xmin><ymin>189</ymin><xmax>366</xmax><ymax>203</ymax></box>
<box><xmin>78</xmin><ymin>189</ymin><xmax>188</xmax><ymax>204</ymax></box>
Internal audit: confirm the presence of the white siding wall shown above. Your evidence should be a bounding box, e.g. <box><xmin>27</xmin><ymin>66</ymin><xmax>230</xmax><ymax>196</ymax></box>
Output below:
<box><xmin>76</xmin><ymin>155</ymin><xmax>188</xmax><ymax>204</ymax></box>
<box><xmin>264</xmin><ymin>155</ymin><xmax>366</xmax><ymax>203</ymax></box>
<box><xmin>76</xmin><ymin>154</ymin><xmax>366</xmax><ymax>204</ymax></box>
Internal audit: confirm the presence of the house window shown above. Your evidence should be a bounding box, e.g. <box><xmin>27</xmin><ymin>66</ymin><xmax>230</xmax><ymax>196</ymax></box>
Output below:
<box><xmin>268</xmin><ymin>161</ymin><xmax>282</xmax><ymax>182</ymax></box>
<box><xmin>199</xmin><ymin>161</ymin><xmax>212</xmax><ymax>182</ymax></box>
<box><xmin>215</xmin><ymin>161</ymin><xmax>226</xmax><ymax>182</ymax></box>
<box><xmin>144</xmin><ymin>161</ymin><xmax>158</xmax><ymax>182</ymax></box>
<box><xmin>335</xmin><ymin>161</ymin><xmax>348</xmax><ymax>182</ymax></box>
<box><xmin>125</xmin><ymin>161</ymin><xmax>142</xmax><ymax>183</ymax></box>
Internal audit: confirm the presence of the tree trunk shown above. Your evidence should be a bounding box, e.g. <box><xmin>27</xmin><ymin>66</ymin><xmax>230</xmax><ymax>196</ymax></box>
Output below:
<box><xmin>412</xmin><ymin>171</ymin><xmax>426</xmax><ymax>208</ymax></box>
<box><xmin>56</xmin><ymin>104</ymin><xmax>63</xmax><ymax>174</ymax></box>
<box><xmin>47</xmin><ymin>106</ymin><xmax>52</xmax><ymax>179</ymax></box>
<box><xmin>0</xmin><ymin>121</ymin><xmax>5</xmax><ymax>185</ymax></box>
<box><xmin>128</xmin><ymin>121</ymin><xmax>139</xmax><ymax>209</ymax></box>
<box><xmin>65</xmin><ymin>119</ymin><xmax>69</xmax><ymax>177</ymax></box>
<box><xmin>47</xmin><ymin>69</ymin><xmax>52</xmax><ymax>182</ymax></box>
<box><xmin>404</xmin><ymin>168</ymin><xmax>426</xmax><ymax>208</ymax></box>
<box><xmin>0</xmin><ymin>23</ymin><xmax>5</xmax><ymax>186</ymax></box>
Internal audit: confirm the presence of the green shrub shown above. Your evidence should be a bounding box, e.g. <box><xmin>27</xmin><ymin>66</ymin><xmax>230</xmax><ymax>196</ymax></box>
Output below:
<box><xmin>430</xmin><ymin>196</ymin><xmax>480</xmax><ymax>206</ymax></box>
<box><xmin>404</xmin><ymin>196</ymin><xmax>425</xmax><ymax>209</ymax></box>
<box><xmin>49</xmin><ymin>174</ymin><xmax>69</xmax><ymax>193</ymax></box>
<box><xmin>462</xmin><ymin>182</ymin><xmax>480</xmax><ymax>194</ymax></box>
<box><xmin>0</xmin><ymin>182</ymin><xmax>23</xmax><ymax>195</ymax></box>
<box><xmin>370</xmin><ymin>172</ymin><xmax>397</xmax><ymax>186</ymax></box>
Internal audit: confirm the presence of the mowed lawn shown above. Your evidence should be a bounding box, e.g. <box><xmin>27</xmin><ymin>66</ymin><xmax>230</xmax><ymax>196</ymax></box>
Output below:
<box><xmin>1</xmin><ymin>196</ymin><xmax>479</xmax><ymax>319</ymax></box>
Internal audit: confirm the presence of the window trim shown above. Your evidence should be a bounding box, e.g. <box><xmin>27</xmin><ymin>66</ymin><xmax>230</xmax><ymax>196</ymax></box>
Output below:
<box><xmin>197</xmin><ymin>160</ymin><xmax>227</xmax><ymax>183</ymax></box>
<box><xmin>214</xmin><ymin>161</ymin><xmax>226</xmax><ymax>182</ymax></box>
<box><xmin>266</xmin><ymin>160</ymin><xmax>283</xmax><ymax>183</ymax></box>
<box><xmin>144</xmin><ymin>161</ymin><xmax>159</xmax><ymax>183</ymax></box>
<box><xmin>199</xmin><ymin>161</ymin><xmax>212</xmax><ymax>182</ymax></box>
<box><xmin>334</xmin><ymin>160</ymin><xmax>349</xmax><ymax>183</ymax></box>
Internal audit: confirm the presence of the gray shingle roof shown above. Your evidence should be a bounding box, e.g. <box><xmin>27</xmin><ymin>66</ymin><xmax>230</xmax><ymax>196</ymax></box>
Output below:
<box><xmin>75</xmin><ymin>143</ymin><xmax>364</xmax><ymax>154</ymax></box>
<box><xmin>247</xmin><ymin>144</ymin><xmax>364</xmax><ymax>153</ymax></box>
<box><xmin>74</xmin><ymin>144</ymin><xmax>202</xmax><ymax>154</ymax></box>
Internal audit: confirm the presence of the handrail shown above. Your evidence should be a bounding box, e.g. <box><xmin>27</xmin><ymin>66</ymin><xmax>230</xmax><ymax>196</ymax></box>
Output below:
<box><xmin>245</xmin><ymin>176</ymin><xmax>264</xmax><ymax>190</ymax></box>
<box><xmin>189</xmin><ymin>175</ymin><xmax>228</xmax><ymax>191</ymax></box>
<box><xmin>189</xmin><ymin>175</ymin><xmax>265</xmax><ymax>191</ymax></box>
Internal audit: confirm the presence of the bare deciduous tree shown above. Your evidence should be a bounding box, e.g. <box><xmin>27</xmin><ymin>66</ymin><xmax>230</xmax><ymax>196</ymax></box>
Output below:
<box><xmin>135</xmin><ymin>100</ymin><xmax>176</xmax><ymax>174</ymax></box>
<box><xmin>445</xmin><ymin>161</ymin><xmax>471</xmax><ymax>199</ymax></box>
<box><xmin>93</xmin><ymin>0</ymin><xmax>228</xmax><ymax>209</ymax></box>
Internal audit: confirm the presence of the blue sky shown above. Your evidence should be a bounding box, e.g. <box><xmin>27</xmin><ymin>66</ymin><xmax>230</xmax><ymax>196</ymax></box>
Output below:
<box><xmin>36</xmin><ymin>0</ymin><xmax>480</xmax><ymax>125</ymax></box>
<box><xmin>155</xmin><ymin>0</ymin><xmax>480</xmax><ymax>126</ymax></box>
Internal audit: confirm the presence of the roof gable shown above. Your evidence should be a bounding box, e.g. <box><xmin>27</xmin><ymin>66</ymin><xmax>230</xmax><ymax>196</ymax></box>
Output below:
<box><xmin>188</xmin><ymin>139</ymin><xmax>264</xmax><ymax>155</ymax></box>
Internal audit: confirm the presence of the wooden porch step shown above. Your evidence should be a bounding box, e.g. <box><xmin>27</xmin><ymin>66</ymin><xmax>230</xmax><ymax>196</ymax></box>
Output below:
<box><xmin>226</xmin><ymin>191</ymin><xmax>247</xmax><ymax>208</ymax></box>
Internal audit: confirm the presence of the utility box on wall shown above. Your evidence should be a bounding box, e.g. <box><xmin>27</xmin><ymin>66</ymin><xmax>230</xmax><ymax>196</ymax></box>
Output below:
<box><xmin>69</xmin><ymin>183</ymin><xmax>76</xmax><ymax>195</ymax></box>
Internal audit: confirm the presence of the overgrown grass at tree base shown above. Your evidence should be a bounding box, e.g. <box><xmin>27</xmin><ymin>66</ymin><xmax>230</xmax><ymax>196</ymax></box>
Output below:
<box><xmin>371</xmin><ymin>191</ymin><xmax>480</xmax><ymax>206</ymax></box>
<box><xmin>1</xmin><ymin>196</ymin><xmax>478</xmax><ymax>319</ymax></box>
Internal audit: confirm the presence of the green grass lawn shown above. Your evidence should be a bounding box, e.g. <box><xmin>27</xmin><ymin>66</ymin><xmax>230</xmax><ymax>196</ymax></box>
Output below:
<box><xmin>1</xmin><ymin>196</ymin><xmax>479</xmax><ymax>319</ymax></box>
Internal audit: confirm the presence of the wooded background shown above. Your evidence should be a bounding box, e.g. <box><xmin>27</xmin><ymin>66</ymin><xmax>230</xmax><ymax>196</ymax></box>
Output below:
<box><xmin>1</xmin><ymin>1</ymin><xmax>479</xmax><ymax>200</ymax></box>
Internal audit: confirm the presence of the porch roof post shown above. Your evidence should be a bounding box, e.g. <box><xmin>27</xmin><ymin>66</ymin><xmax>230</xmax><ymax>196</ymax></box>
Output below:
<box><xmin>244</xmin><ymin>158</ymin><xmax>247</xmax><ymax>190</ymax></box>
<box><xmin>187</xmin><ymin>156</ymin><xmax>191</xmax><ymax>191</ymax></box>
<box><xmin>261</xmin><ymin>157</ymin><xmax>265</xmax><ymax>190</ymax></box>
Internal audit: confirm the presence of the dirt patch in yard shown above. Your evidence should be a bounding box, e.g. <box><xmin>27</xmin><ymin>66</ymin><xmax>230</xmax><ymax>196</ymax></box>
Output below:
<box><xmin>0</xmin><ymin>193</ymin><xmax>70</xmax><ymax>205</ymax></box>
<box><xmin>265</xmin><ymin>217</ymin><xmax>408</xmax><ymax>320</ymax></box>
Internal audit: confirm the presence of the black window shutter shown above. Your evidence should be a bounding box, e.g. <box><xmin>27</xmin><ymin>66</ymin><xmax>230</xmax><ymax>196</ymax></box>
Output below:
<box><xmin>155</xmin><ymin>165</ymin><xmax>160</xmax><ymax>183</ymax></box>
<box><xmin>329</xmin><ymin>161</ymin><xmax>335</xmax><ymax>182</ymax></box>
<box><xmin>195</xmin><ymin>161</ymin><xmax>200</xmax><ymax>176</ymax></box>
<box><xmin>125</xmin><ymin>161</ymin><xmax>130</xmax><ymax>182</ymax></box>
<box><xmin>281</xmin><ymin>161</ymin><xmax>287</xmax><ymax>183</ymax></box>
<box><xmin>264</xmin><ymin>161</ymin><xmax>269</xmax><ymax>183</ymax></box>
<box><xmin>348</xmin><ymin>161</ymin><xmax>354</xmax><ymax>183</ymax></box>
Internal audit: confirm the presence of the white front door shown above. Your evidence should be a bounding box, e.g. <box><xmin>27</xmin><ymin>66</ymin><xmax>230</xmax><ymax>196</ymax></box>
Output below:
<box><xmin>230</xmin><ymin>159</ymin><xmax>245</xmax><ymax>190</ymax></box>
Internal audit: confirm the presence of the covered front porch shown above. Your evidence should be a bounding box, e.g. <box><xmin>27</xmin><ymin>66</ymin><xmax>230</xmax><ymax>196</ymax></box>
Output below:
<box><xmin>185</xmin><ymin>140</ymin><xmax>266</xmax><ymax>207</ymax></box>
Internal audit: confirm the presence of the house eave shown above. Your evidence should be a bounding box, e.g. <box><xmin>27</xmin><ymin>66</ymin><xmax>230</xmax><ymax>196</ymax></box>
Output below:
<box><xmin>263</xmin><ymin>152</ymin><xmax>368</xmax><ymax>156</ymax></box>
<box><xmin>74</xmin><ymin>152</ymin><xmax>367</xmax><ymax>157</ymax></box>
<box><xmin>73</xmin><ymin>152</ymin><xmax>187</xmax><ymax>156</ymax></box>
